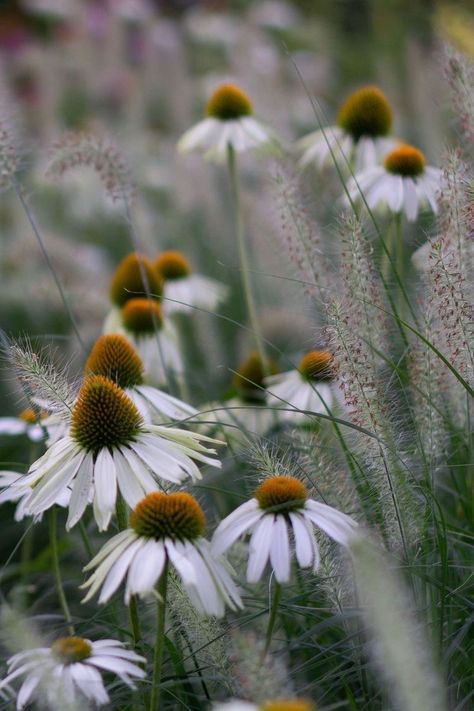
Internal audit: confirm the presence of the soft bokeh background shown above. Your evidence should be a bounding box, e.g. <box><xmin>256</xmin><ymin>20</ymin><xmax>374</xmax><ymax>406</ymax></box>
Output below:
<box><xmin>0</xmin><ymin>0</ymin><xmax>471</xmax><ymax>407</ymax></box>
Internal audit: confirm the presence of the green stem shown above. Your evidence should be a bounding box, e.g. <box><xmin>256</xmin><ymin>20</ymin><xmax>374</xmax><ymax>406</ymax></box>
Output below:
<box><xmin>49</xmin><ymin>507</ymin><xmax>74</xmax><ymax>635</ymax></box>
<box><xmin>149</xmin><ymin>561</ymin><xmax>169</xmax><ymax>711</ymax></box>
<box><xmin>226</xmin><ymin>144</ymin><xmax>266</xmax><ymax>368</ymax></box>
<box><xmin>263</xmin><ymin>579</ymin><xmax>282</xmax><ymax>657</ymax></box>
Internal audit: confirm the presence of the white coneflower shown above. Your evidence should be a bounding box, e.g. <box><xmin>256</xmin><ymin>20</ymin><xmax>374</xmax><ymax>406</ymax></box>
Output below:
<box><xmin>198</xmin><ymin>352</ymin><xmax>280</xmax><ymax>445</ymax></box>
<box><xmin>265</xmin><ymin>351</ymin><xmax>336</xmax><ymax>422</ymax></box>
<box><xmin>178</xmin><ymin>83</ymin><xmax>276</xmax><ymax>162</ymax></box>
<box><xmin>212</xmin><ymin>475</ymin><xmax>357</xmax><ymax>583</ymax></box>
<box><xmin>85</xmin><ymin>334</ymin><xmax>196</xmax><ymax>423</ymax></box>
<box><xmin>0</xmin><ymin>407</ymin><xmax>46</xmax><ymax>442</ymax></box>
<box><xmin>106</xmin><ymin>297</ymin><xmax>184</xmax><ymax>386</ymax></box>
<box><xmin>82</xmin><ymin>491</ymin><xmax>242</xmax><ymax>617</ymax></box>
<box><xmin>347</xmin><ymin>143</ymin><xmax>441</xmax><ymax>221</ymax></box>
<box><xmin>17</xmin><ymin>375</ymin><xmax>222</xmax><ymax>531</ymax></box>
<box><xmin>297</xmin><ymin>85</ymin><xmax>398</xmax><ymax>171</ymax></box>
<box><xmin>104</xmin><ymin>251</ymin><xmax>163</xmax><ymax>333</ymax></box>
<box><xmin>0</xmin><ymin>636</ymin><xmax>145</xmax><ymax>709</ymax></box>
<box><xmin>213</xmin><ymin>699</ymin><xmax>316</xmax><ymax>711</ymax></box>
<box><xmin>154</xmin><ymin>250</ymin><xmax>229</xmax><ymax>314</ymax></box>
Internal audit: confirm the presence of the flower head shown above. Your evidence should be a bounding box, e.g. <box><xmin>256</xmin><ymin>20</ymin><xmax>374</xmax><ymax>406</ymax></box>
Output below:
<box><xmin>154</xmin><ymin>250</ymin><xmax>229</xmax><ymax>314</ymax></box>
<box><xmin>178</xmin><ymin>83</ymin><xmax>275</xmax><ymax>162</ymax></box>
<box><xmin>0</xmin><ymin>636</ymin><xmax>145</xmax><ymax>709</ymax></box>
<box><xmin>233</xmin><ymin>352</ymin><xmax>280</xmax><ymax>403</ymax></box>
<box><xmin>82</xmin><ymin>491</ymin><xmax>242</xmax><ymax>616</ymax></box>
<box><xmin>265</xmin><ymin>351</ymin><xmax>336</xmax><ymax>421</ymax></box>
<box><xmin>121</xmin><ymin>298</ymin><xmax>163</xmax><ymax>334</ymax></box>
<box><xmin>86</xmin><ymin>334</ymin><xmax>197</xmax><ymax>423</ymax></box>
<box><xmin>109</xmin><ymin>252</ymin><xmax>162</xmax><ymax>307</ymax></box>
<box><xmin>337</xmin><ymin>85</ymin><xmax>392</xmax><ymax>141</ymax></box>
<box><xmin>212</xmin><ymin>474</ymin><xmax>357</xmax><ymax>583</ymax></box>
<box><xmin>297</xmin><ymin>85</ymin><xmax>397</xmax><ymax>172</ymax></box>
<box><xmin>347</xmin><ymin>142</ymin><xmax>441</xmax><ymax>221</ymax></box>
<box><xmin>18</xmin><ymin>374</ymin><xmax>222</xmax><ymax>531</ymax></box>
<box><xmin>206</xmin><ymin>84</ymin><xmax>253</xmax><ymax>120</ymax></box>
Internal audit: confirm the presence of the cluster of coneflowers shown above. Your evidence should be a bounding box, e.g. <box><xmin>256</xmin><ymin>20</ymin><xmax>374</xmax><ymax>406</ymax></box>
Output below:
<box><xmin>0</xmin><ymin>78</ymin><xmax>442</xmax><ymax>709</ymax></box>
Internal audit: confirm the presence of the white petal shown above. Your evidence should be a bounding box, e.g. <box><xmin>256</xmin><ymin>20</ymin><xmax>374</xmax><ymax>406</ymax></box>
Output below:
<box><xmin>126</xmin><ymin>539</ymin><xmax>165</xmax><ymax>601</ymax></box>
<box><xmin>304</xmin><ymin>501</ymin><xmax>358</xmax><ymax>545</ymax></box>
<box><xmin>269</xmin><ymin>515</ymin><xmax>291</xmax><ymax>583</ymax></box>
<box><xmin>114</xmin><ymin>449</ymin><xmax>146</xmax><ymax>509</ymax></box>
<box><xmin>289</xmin><ymin>512</ymin><xmax>315</xmax><ymax>568</ymax></box>
<box><xmin>247</xmin><ymin>514</ymin><xmax>274</xmax><ymax>583</ymax></box>
<box><xmin>98</xmin><ymin>538</ymin><xmax>144</xmax><ymax>603</ymax></box>
<box><xmin>66</xmin><ymin>456</ymin><xmax>94</xmax><ymax>530</ymax></box>
<box><xmin>69</xmin><ymin>663</ymin><xmax>109</xmax><ymax>705</ymax></box>
<box><xmin>403</xmin><ymin>178</ymin><xmax>419</xmax><ymax>221</ymax></box>
<box><xmin>212</xmin><ymin>507</ymin><xmax>263</xmax><ymax>555</ymax></box>
<box><xmin>165</xmin><ymin>539</ymin><xmax>198</xmax><ymax>586</ymax></box>
<box><xmin>93</xmin><ymin>449</ymin><xmax>118</xmax><ymax>531</ymax></box>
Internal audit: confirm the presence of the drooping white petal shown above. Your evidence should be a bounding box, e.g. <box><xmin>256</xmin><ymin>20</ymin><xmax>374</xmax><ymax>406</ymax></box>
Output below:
<box><xmin>304</xmin><ymin>500</ymin><xmax>358</xmax><ymax>545</ymax></box>
<box><xmin>68</xmin><ymin>663</ymin><xmax>109</xmax><ymax>705</ymax></box>
<box><xmin>125</xmin><ymin>539</ymin><xmax>166</xmax><ymax>601</ymax></box>
<box><xmin>269</xmin><ymin>515</ymin><xmax>291</xmax><ymax>582</ymax></box>
<box><xmin>113</xmin><ymin>449</ymin><xmax>146</xmax><ymax>509</ymax></box>
<box><xmin>66</xmin><ymin>456</ymin><xmax>94</xmax><ymax>530</ymax></box>
<box><xmin>247</xmin><ymin>513</ymin><xmax>274</xmax><ymax>582</ymax></box>
<box><xmin>289</xmin><ymin>511</ymin><xmax>316</xmax><ymax>568</ymax></box>
<box><xmin>165</xmin><ymin>539</ymin><xmax>198</xmax><ymax>586</ymax></box>
<box><xmin>93</xmin><ymin>448</ymin><xmax>118</xmax><ymax>531</ymax></box>
<box><xmin>212</xmin><ymin>506</ymin><xmax>263</xmax><ymax>555</ymax></box>
<box><xmin>98</xmin><ymin>538</ymin><xmax>144</xmax><ymax>603</ymax></box>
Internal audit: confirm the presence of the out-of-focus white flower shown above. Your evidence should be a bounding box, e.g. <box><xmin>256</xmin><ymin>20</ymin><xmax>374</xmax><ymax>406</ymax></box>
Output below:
<box><xmin>17</xmin><ymin>375</ymin><xmax>222</xmax><ymax>531</ymax></box>
<box><xmin>85</xmin><ymin>334</ymin><xmax>196</xmax><ymax>423</ymax></box>
<box><xmin>0</xmin><ymin>408</ymin><xmax>45</xmax><ymax>443</ymax></box>
<box><xmin>212</xmin><ymin>475</ymin><xmax>358</xmax><ymax>583</ymax></box>
<box><xmin>178</xmin><ymin>83</ymin><xmax>277</xmax><ymax>162</ymax></box>
<box><xmin>154</xmin><ymin>250</ymin><xmax>228</xmax><ymax>315</ymax></box>
<box><xmin>265</xmin><ymin>350</ymin><xmax>336</xmax><ymax>422</ymax></box>
<box><xmin>212</xmin><ymin>699</ymin><xmax>316</xmax><ymax>711</ymax></box>
<box><xmin>297</xmin><ymin>85</ymin><xmax>398</xmax><ymax>172</ymax></box>
<box><xmin>0</xmin><ymin>635</ymin><xmax>145</xmax><ymax>709</ymax></box>
<box><xmin>346</xmin><ymin>143</ymin><xmax>441</xmax><ymax>221</ymax></box>
<box><xmin>82</xmin><ymin>491</ymin><xmax>242</xmax><ymax>617</ymax></box>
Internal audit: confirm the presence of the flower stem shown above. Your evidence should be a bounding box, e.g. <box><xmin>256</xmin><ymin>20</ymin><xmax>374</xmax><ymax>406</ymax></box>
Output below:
<box><xmin>149</xmin><ymin>561</ymin><xmax>169</xmax><ymax>711</ymax></box>
<box><xmin>226</xmin><ymin>143</ymin><xmax>266</xmax><ymax>368</ymax></box>
<box><xmin>263</xmin><ymin>579</ymin><xmax>282</xmax><ymax>657</ymax></box>
<box><xmin>48</xmin><ymin>507</ymin><xmax>74</xmax><ymax>635</ymax></box>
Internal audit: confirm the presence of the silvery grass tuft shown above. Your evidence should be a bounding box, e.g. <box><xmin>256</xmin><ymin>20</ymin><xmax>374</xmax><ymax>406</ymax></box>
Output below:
<box><xmin>350</xmin><ymin>534</ymin><xmax>448</xmax><ymax>711</ymax></box>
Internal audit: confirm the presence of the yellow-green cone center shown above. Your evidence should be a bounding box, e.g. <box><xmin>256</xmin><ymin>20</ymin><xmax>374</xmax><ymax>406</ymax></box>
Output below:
<box><xmin>71</xmin><ymin>375</ymin><xmax>143</xmax><ymax>453</ymax></box>
<box><xmin>51</xmin><ymin>637</ymin><xmax>92</xmax><ymax>664</ymax></box>
<box><xmin>85</xmin><ymin>334</ymin><xmax>144</xmax><ymax>389</ymax></box>
<box><xmin>155</xmin><ymin>251</ymin><xmax>191</xmax><ymax>281</ymax></box>
<box><xmin>337</xmin><ymin>85</ymin><xmax>392</xmax><ymax>141</ymax></box>
<box><xmin>298</xmin><ymin>351</ymin><xmax>333</xmax><ymax>381</ymax></box>
<box><xmin>109</xmin><ymin>252</ymin><xmax>163</xmax><ymax>307</ymax></box>
<box><xmin>206</xmin><ymin>83</ymin><xmax>253</xmax><ymax>120</ymax></box>
<box><xmin>384</xmin><ymin>144</ymin><xmax>426</xmax><ymax>177</ymax></box>
<box><xmin>130</xmin><ymin>492</ymin><xmax>206</xmax><ymax>541</ymax></box>
<box><xmin>255</xmin><ymin>476</ymin><xmax>308</xmax><ymax>513</ymax></box>
<box><xmin>233</xmin><ymin>352</ymin><xmax>280</xmax><ymax>403</ymax></box>
<box><xmin>121</xmin><ymin>298</ymin><xmax>163</xmax><ymax>336</ymax></box>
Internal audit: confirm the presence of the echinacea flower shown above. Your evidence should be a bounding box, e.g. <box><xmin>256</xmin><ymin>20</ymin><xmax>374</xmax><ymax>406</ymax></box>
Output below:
<box><xmin>198</xmin><ymin>352</ymin><xmax>280</xmax><ymax>445</ymax></box>
<box><xmin>213</xmin><ymin>699</ymin><xmax>316</xmax><ymax>711</ymax></box>
<box><xmin>347</xmin><ymin>143</ymin><xmax>441</xmax><ymax>221</ymax></box>
<box><xmin>154</xmin><ymin>250</ymin><xmax>228</xmax><ymax>314</ymax></box>
<box><xmin>297</xmin><ymin>85</ymin><xmax>398</xmax><ymax>172</ymax></box>
<box><xmin>82</xmin><ymin>491</ymin><xmax>242</xmax><ymax>617</ymax></box>
<box><xmin>104</xmin><ymin>251</ymin><xmax>163</xmax><ymax>333</ymax></box>
<box><xmin>105</xmin><ymin>297</ymin><xmax>184</xmax><ymax>386</ymax></box>
<box><xmin>0</xmin><ymin>636</ymin><xmax>145</xmax><ymax>709</ymax></box>
<box><xmin>212</xmin><ymin>475</ymin><xmax>357</xmax><ymax>583</ymax></box>
<box><xmin>17</xmin><ymin>375</ymin><xmax>222</xmax><ymax>531</ymax></box>
<box><xmin>85</xmin><ymin>334</ymin><xmax>196</xmax><ymax>423</ymax></box>
<box><xmin>0</xmin><ymin>408</ymin><xmax>46</xmax><ymax>442</ymax></box>
<box><xmin>265</xmin><ymin>350</ymin><xmax>336</xmax><ymax>422</ymax></box>
<box><xmin>178</xmin><ymin>83</ymin><xmax>276</xmax><ymax>162</ymax></box>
